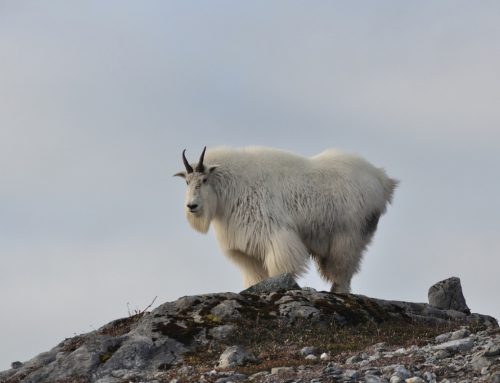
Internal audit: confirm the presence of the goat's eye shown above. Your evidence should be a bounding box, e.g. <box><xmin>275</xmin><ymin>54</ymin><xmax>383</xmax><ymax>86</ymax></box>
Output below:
<box><xmin>186</xmin><ymin>180</ymin><xmax>190</xmax><ymax>185</ymax></box>
<box><xmin>203</xmin><ymin>178</ymin><xmax>208</xmax><ymax>184</ymax></box>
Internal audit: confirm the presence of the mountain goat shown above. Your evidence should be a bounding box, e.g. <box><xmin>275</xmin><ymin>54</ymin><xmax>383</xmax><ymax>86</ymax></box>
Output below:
<box><xmin>175</xmin><ymin>146</ymin><xmax>397</xmax><ymax>293</ymax></box>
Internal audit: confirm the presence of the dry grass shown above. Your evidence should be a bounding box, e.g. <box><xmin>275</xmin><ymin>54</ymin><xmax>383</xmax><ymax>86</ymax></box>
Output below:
<box><xmin>162</xmin><ymin>315</ymin><xmax>477</xmax><ymax>379</ymax></box>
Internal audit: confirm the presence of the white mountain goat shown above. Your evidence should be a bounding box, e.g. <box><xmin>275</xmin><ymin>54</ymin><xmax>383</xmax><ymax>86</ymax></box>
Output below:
<box><xmin>174</xmin><ymin>146</ymin><xmax>397</xmax><ymax>293</ymax></box>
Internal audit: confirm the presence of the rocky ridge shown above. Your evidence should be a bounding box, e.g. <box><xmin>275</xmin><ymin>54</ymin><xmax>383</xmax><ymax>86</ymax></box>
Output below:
<box><xmin>1</xmin><ymin>276</ymin><xmax>498</xmax><ymax>383</ymax></box>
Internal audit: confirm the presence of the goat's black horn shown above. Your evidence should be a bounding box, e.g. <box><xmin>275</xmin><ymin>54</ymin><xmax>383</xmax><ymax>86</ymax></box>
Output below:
<box><xmin>196</xmin><ymin>146</ymin><xmax>207</xmax><ymax>172</ymax></box>
<box><xmin>182</xmin><ymin>149</ymin><xmax>193</xmax><ymax>173</ymax></box>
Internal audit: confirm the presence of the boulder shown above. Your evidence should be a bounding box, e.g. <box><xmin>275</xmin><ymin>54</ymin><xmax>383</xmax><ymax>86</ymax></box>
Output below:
<box><xmin>432</xmin><ymin>337</ymin><xmax>474</xmax><ymax>353</ymax></box>
<box><xmin>217</xmin><ymin>345</ymin><xmax>256</xmax><ymax>368</ymax></box>
<box><xmin>428</xmin><ymin>277</ymin><xmax>470</xmax><ymax>313</ymax></box>
<box><xmin>240</xmin><ymin>273</ymin><xmax>300</xmax><ymax>294</ymax></box>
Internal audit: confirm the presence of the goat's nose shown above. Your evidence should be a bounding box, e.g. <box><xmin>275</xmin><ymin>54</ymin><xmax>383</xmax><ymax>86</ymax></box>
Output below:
<box><xmin>187</xmin><ymin>203</ymin><xmax>198</xmax><ymax>210</ymax></box>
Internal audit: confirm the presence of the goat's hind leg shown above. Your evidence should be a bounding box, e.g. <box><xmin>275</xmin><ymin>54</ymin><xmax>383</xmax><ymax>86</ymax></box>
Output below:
<box><xmin>315</xmin><ymin>234</ymin><xmax>365</xmax><ymax>294</ymax></box>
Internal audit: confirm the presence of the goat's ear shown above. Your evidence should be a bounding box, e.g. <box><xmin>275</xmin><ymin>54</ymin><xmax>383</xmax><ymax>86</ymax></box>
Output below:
<box><xmin>173</xmin><ymin>171</ymin><xmax>186</xmax><ymax>179</ymax></box>
<box><xmin>208</xmin><ymin>166</ymin><xmax>218</xmax><ymax>174</ymax></box>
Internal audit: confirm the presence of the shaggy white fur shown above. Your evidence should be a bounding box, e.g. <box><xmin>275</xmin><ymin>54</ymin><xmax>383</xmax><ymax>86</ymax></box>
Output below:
<box><xmin>175</xmin><ymin>146</ymin><xmax>397</xmax><ymax>293</ymax></box>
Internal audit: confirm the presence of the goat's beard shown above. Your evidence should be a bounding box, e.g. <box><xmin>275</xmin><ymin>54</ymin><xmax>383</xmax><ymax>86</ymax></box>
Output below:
<box><xmin>186</xmin><ymin>204</ymin><xmax>215</xmax><ymax>234</ymax></box>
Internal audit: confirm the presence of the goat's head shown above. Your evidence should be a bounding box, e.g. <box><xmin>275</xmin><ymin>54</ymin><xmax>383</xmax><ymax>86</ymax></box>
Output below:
<box><xmin>174</xmin><ymin>147</ymin><xmax>218</xmax><ymax>233</ymax></box>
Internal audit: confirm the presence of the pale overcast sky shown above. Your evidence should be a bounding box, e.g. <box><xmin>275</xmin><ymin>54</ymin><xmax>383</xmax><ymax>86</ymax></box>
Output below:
<box><xmin>1</xmin><ymin>1</ymin><xmax>499</xmax><ymax>370</ymax></box>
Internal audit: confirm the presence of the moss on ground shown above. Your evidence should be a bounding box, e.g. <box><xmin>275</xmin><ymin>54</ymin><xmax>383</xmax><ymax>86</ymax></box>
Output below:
<box><xmin>168</xmin><ymin>315</ymin><xmax>485</xmax><ymax>378</ymax></box>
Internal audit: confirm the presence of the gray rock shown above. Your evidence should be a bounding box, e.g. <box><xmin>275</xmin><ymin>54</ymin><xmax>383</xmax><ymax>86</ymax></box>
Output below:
<box><xmin>423</xmin><ymin>371</ymin><xmax>437</xmax><ymax>383</ymax></box>
<box><xmin>365</xmin><ymin>375</ymin><xmax>384</xmax><ymax>383</ymax></box>
<box><xmin>209</xmin><ymin>324</ymin><xmax>236</xmax><ymax>341</ymax></box>
<box><xmin>393</xmin><ymin>365</ymin><xmax>411</xmax><ymax>379</ymax></box>
<box><xmin>300</xmin><ymin>346</ymin><xmax>318</xmax><ymax>356</ymax></box>
<box><xmin>450</xmin><ymin>328</ymin><xmax>471</xmax><ymax>340</ymax></box>
<box><xmin>368</xmin><ymin>351</ymin><xmax>383</xmax><ymax>361</ymax></box>
<box><xmin>110</xmin><ymin>369</ymin><xmax>130</xmax><ymax>378</ymax></box>
<box><xmin>95</xmin><ymin>377</ymin><xmax>121</xmax><ymax>383</ymax></box>
<box><xmin>10</xmin><ymin>361</ymin><xmax>23</xmax><ymax>369</ymax></box>
<box><xmin>301</xmin><ymin>286</ymin><xmax>317</xmax><ymax>292</ymax></box>
<box><xmin>364</xmin><ymin>368</ymin><xmax>382</xmax><ymax>376</ymax></box>
<box><xmin>428</xmin><ymin>277</ymin><xmax>470</xmax><ymax>313</ymax></box>
<box><xmin>344</xmin><ymin>369</ymin><xmax>360</xmax><ymax>380</ymax></box>
<box><xmin>274</xmin><ymin>295</ymin><xmax>295</xmax><ymax>305</ymax></box>
<box><xmin>320</xmin><ymin>352</ymin><xmax>331</xmax><ymax>360</ymax></box>
<box><xmin>372</xmin><ymin>342</ymin><xmax>387</xmax><ymax>352</ymax></box>
<box><xmin>210</xmin><ymin>300</ymin><xmax>242</xmax><ymax>321</ymax></box>
<box><xmin>97</xmin><ymin>335</ymin><xmax>151</xmax><ymax>371</ymax></box>
<box><xmin>240</xmin><ymin>273</ymin><xmax>300</xmax><ymax>294</ymax></box>
<box><xmin>405</xmin><ymin>378</ymin><xmax>425</xmax><ymax>383</ymax></box>
<box><xmin>278</xmin><ymin>300</ymin><xmax>322</xmax><ymax>323</ymax></box>
<box><xmin>15</xmin><ymin>347</ymin><xmax>60</xmax><ymax>377</ymax></box>
<box><xmin>390</xmin><ymin>376</ymin><xmax>403</xmax><ymax>383</ymax></box>
<box><xmin>470</xmin><ymin>352</ymin><xmax>493</xmax><ymax>372</ymax></box>
<box><xmin>434</xmin><ymin>349</ymin><xmax>451</xmax><ymax>359</ymax></box>
<box><xmin>393</xmin><ymin>347</ymin><xmax>407</xmax><ymax>355</ymax></box>
<box><xmin>248</xmin><ymin>371</ymin><xmax>269</xmax><ymax>380</ymax></box>
<box><xmin>485</xmin><ymin>343</ymin><xmax>500</xmax><ymax>357</ymax></box>
<box><xmin>323</xmin><ymin>361</ymin><xmax>343</xmax><ymax>376</ymax></box>
<box><xmin>432</xmin><ymin>337</ymin><xmax>474</xmax><ymax>353</ymax></box>
<box><xmin>436</xmin><ymin>328</ymin><xmax>471</xmax><ymax>343</ymax></box>
<box><xmin>0</xmin><ymin>369</ymin><xmax>17</xmax><ymax>382</ymax></box>
<box><xmin>217</xmin><ymin>346</ymin><xmax>256</xmax><ymax>368</ymax></box>
<box><xmin>29</xmin><ymin>348</ymin><xmax>96</xmax><ymax>382</ymax></box>
<box><xmin>435</xmin><ymin>332</ymin><xmax>452</xmax><ymax>344</ymax></box>
<box><xmin>270</xmin><ymin>366</ymin><xmax>295</xmax><ymax>374</ymax></box>
<box><xmin>97</xmin><ymin>334</ymin><xmax>182</xmax><ymax>375</ymax></box>
<box><xmin>215</xmin><ymin>373</ymin><xmax>247</xmax><ymax>383</ymax></box>
<box><xmin>346</xmin><ymin>354</ymin><xmax>363</xmax><ymax>364</ymax></box>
